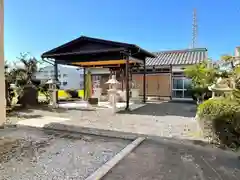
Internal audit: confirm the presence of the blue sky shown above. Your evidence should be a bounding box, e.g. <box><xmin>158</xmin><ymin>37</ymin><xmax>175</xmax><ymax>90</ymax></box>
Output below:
<box><xmin>5</xmin><ymin>0</ymin><xmax>240</xmax><ymax>61</ymax></box>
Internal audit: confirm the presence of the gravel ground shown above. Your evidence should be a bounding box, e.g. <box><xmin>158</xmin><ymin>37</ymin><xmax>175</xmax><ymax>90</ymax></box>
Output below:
<box><xmin>103</xmin><ymin>140</ymin><xmax>240</xmax><ymax>180</ymax></box>
<box><xmin>0</xmin><ymin>127</ymin><xmax>130</xmax><ymax>180</ymax></box>
<box><xmin>7</xmin><ymin>102</ymin><xmax>200</xmax><ymax>140</ymax></box>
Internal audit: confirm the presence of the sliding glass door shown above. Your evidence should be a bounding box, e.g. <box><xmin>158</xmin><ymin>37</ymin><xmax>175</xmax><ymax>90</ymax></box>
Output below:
<box><xmin>172</xmin><ymin>77</ymin><xmax>192</xmax><ymax>98</ymax></box>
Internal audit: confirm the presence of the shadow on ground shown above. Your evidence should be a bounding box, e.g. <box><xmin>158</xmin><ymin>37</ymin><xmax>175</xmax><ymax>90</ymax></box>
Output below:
<box><xmin>118</xmin><ymin>101</ymin><xmax>197</xmax><ymax>118</ymax></box>
<box><xmin>7</xmin><ymin>104</ymin><xmax>95</xmax><ymax>119</ymax></box>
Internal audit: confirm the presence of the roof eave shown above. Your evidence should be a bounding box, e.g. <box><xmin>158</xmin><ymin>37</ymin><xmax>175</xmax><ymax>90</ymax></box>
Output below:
<box><xmin>41</xmin><ymin>48</ymin><xmax>126</xmax><ymax>59</ymax></box>
<box><xmin>134</xmin><ymin>45</ymin><xmax>156</xmax><ymax>58</ymax></box>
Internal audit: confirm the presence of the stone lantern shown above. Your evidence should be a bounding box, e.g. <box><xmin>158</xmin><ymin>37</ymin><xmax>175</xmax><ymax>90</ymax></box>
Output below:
<box><xmin>46</xmin><ymin>79</ymin><xmax>59</xmax><ymax>108</ymax></box>
<box><xmin>208</xmin><ymin>77</ymin><xmax>232</xmax><ymax>98</ymax></box>
<box><xmin>105</xmin><ymin>75</ymin><xmax>120</xmax><ymax>113</ymax></box>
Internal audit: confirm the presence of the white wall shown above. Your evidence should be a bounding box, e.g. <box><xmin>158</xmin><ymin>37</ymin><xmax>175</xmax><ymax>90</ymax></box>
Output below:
<box><xmin>235</xmin><ymin>47</ymin><xmax>240</xmax><ymax>57</ymax></box>
<box><xmin>35</xmin><ymin>65</ymin><xmax>84</xmax><ymax>90</ymax></box>
<box><xmin>89</xmin><ymin>68</ymin><xmax>110</xmax><ymax>74</ymax></box>
<box><xmin>0</xmin><ymin>0</ymin><xmax>5</xmax><ymax>125</ymax></box>
<box><xmin>172</xmin><ymin>65</ymin><xmax>185</xmax><ymax>72</ymax></box>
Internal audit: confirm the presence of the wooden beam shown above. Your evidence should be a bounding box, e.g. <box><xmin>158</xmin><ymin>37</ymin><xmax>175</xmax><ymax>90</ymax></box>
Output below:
<box><xmin>71</xmin><ymin>59</ymin><xmax>137</xmax><ymax>66</ymax></box>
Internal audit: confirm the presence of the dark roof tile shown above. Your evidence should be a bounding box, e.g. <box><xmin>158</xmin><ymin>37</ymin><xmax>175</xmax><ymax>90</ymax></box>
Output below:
<box><xmin>146</xmin><ymin>48</ymin><xmax>207</xmax><ymax>66</ymax></box>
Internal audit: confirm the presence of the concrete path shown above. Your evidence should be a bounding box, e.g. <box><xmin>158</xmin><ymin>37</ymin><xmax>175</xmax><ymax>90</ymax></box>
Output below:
<box><xmin>103</xmin><ymin>140</ymin><xmax>240</xmax><ymax>180</ymax></box>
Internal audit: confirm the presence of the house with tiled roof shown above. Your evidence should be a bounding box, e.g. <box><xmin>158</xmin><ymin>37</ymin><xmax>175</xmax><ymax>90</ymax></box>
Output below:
<box><xmin>131</xmin><ymin>48</ymin><xmax>208</xmax><ymax>100</ymax></box>
<box><xmin>91</xmin><ymin>48</ymin><xmax>208</xmax><ymax>100</ymax></box>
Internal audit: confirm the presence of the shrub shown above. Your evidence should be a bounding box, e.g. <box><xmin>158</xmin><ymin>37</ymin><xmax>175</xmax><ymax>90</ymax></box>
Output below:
<box><xmin>197</xmin><ymin>98</ymin><xmax>240</xmax><ymax>149</ymax></box>
<box><xmin>66</xmin><ymin>90</ymin><xmax>79</xmax><ymax>98</ymax></box>
<box><xmin>191</xmin><ymin>87</ymin><xmax>212</xmax><ymax>103</ymax></box>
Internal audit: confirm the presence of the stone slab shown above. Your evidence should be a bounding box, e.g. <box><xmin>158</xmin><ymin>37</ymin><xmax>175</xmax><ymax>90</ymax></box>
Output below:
<box><xmin>16</xmin><ymin>116</ymin><xmax>70</xmax><ymax>128</ymax></box>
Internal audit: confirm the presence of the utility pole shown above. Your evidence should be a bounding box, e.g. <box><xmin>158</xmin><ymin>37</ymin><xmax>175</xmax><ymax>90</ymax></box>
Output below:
<box><xmin>0</xmin><ymin>0</ymin><xmax>6</xmax><ymax>125</ymax></box>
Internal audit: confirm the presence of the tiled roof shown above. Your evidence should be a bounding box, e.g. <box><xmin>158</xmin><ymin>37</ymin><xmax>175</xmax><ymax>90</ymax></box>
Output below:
<box><xmin>146</xmin><ymin>48</ymin><xmax>207</xmax><ymax>66</ymax></box>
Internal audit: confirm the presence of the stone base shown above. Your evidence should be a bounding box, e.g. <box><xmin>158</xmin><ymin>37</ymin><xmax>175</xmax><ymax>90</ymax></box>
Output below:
<box><xmin>88</xmin><ymin>97</ymin><xmax>99</xmax><ymax>105</ymax></box>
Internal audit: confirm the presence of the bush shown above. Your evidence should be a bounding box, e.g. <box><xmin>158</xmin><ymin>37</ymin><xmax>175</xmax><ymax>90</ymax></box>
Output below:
<box><xmin>197</xmin><ymin>98</ymin><xmax>240</xmax><ymax>149</ymax></box>
<box><xmin>66</xmin><ymin>90</ymin><xmax>79</xmax><ymax>98</ymax></box>
<box><xmin>191</xmin><ymin>87</ymin><xmax>212</xmax><ymax>103</ymax></box>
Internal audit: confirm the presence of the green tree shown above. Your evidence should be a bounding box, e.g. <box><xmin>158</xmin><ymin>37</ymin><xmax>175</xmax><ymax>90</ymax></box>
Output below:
<box><xmin>221</xmin><ymin>55</ymin><xmax>238</xmax><ymax>70</ymax></box>
<box><xmin>184</xmin><ymin>60</ymin><xmax>218</xmax><ymax>103</ymax></box>
<box><xmin>184</xmin><ymin>60</ymin><xmax>218</xmax><ymax>88</ymax></box>
<box><xmin>14</xmin><ymin>53</ymin><xmax>39</xmax><ymax>86</ymax></box>
<box><xmin>5</xmin><ymin>53</ymin><xmax>44</xmax><ymax>107</ymax></box>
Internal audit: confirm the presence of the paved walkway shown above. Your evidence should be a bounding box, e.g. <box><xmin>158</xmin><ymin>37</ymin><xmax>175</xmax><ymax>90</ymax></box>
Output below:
<box><xmin>12</xmin><ymin>101</ymin><xmax>202</xmax><ymax>141</ymax></box>
<box><xmin>103</xmin><ymin>140</ymin><xmax>240</xmax><ymax>180</ymax></box>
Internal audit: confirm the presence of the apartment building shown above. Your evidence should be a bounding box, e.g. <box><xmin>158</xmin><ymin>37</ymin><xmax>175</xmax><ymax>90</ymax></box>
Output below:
<box><xmin>34</xmin><ymin>65</ymin><xmax>84</xmax><ymax>90</ymax></box>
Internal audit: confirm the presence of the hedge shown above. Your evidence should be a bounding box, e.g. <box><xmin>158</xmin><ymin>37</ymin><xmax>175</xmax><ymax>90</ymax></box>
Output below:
<box><xmin>197</xmin><ymin>98</ymin><xmax>240</xmax><ymax>149</ymax></box>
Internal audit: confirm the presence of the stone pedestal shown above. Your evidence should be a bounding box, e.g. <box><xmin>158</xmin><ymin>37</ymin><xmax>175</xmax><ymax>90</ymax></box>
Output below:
<box><xmin>131</xmin><ymin>88</ymin><xmax>140</xmax><ymax>98</ymax></box>
<box><xmin>131</xmin><ymin>88</ymin><xmax>140</xmax><ymax>103</ymax></box>
<box><xmin>49</xmin><ymin>90</ymin><xmax>58</xmax><ymax>108</ymax></box>
<box><xmin>108</xmin><ymin>89</ymin><xmax>117</xmax><ymax>113</ymax></box>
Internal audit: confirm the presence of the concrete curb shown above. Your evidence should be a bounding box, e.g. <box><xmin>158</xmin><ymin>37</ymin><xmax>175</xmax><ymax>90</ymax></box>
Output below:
<box><xmin>43</xmin><ymin>123</ymin><xmax>208</xmax><ymax>147</ymax></box>
<box><xmin>85</xmin><ymin>137</ymin><xmax>145</xmax><ymax>180</ymax></box>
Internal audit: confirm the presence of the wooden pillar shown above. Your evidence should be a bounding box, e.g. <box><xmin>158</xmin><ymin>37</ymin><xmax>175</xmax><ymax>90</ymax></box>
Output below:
<box><xmin>130</xmin><ymin>67</ymin><xmax>133</xmax><ymax>85</ymax></box>
<box><xmin>125</xmin><ymin>54</ymin><xmax>130</xmax><ymax>110</ymax></box>
<box><xmin>121</xmin><ymin>68</ymin><xmax>124</xmax><ymax>91</ymax></box>
<box><xmin>54</xmin><ymin>61</ymin><xmax>58</xmax><ymax>103</ymax></box>
<box><xmin>0</xmin><ymin>0</ymin><xmax>6</xmax><ymax>125</ymax></box>
<box><xmin>143</xmin><ymin>59</ymin><xmax>146</xmax><ymax>103</ymax></box>
<box><xmin>83</xmin><ymin>68</ymin><xmax>86</xmax><ymax>100</ymax></box>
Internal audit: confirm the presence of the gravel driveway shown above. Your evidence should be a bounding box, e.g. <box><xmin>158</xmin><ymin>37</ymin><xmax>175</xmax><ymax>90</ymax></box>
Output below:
<box><xmin>0</xmin><ymin>127</ymin><xmax>129</xmax><ymax>180</ymax></box>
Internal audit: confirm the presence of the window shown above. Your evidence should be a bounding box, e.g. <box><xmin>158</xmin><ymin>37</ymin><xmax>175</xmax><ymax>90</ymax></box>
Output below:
<box><xmin>184</xmin><ymin>79</ymin><xmax>192</xmax><ymax>89</ymax></box>
<box><xmin>172</xmin><ymin>77</ymin><xmax>192</xmax><ymax>98</ymax></box>
<box><xmin>173</xmin><ymin>79</ymin><xmax>183</xmax><ymax>89</ymax></box>
<box><xmin>63</xmin><ymin>82</ymin><xmax>68</xmax><ymax>86</ymax></box>
<box><xmin>184</xmin><ymin>89</ymin><xmax>193</xmax><ymax>98</ymax></box>
<box><xmin>172</xmin><ymin>90</ymin><xmax>183</xmax><ymax>98</ymax></box>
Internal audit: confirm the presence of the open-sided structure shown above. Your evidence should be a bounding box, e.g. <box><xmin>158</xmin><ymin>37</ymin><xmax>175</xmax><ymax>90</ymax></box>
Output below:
<box><xmin>41</xmin><ymin>36</ymin><xmax>155</xmax><ymax>110</ymax></box>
